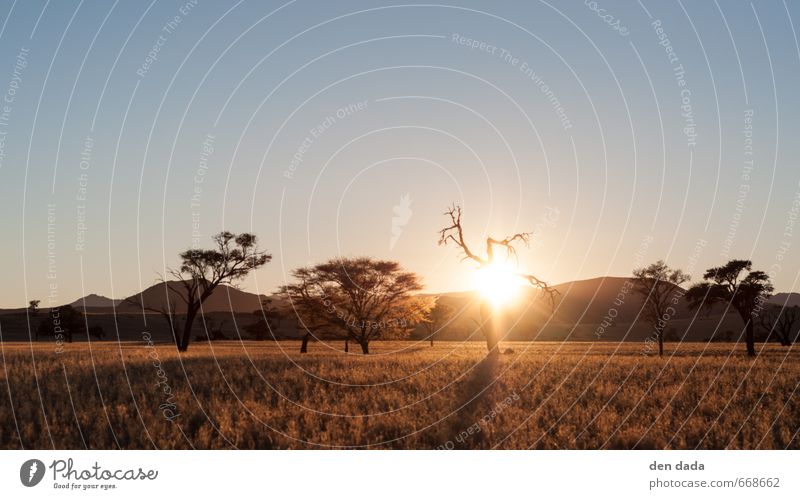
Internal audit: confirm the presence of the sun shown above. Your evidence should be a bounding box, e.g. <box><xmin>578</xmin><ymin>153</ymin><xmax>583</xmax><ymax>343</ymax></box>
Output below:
<box><xmin>473</xmin><ymin>260</ymin><xmax>523</xmax><ymax>308</ymax></box>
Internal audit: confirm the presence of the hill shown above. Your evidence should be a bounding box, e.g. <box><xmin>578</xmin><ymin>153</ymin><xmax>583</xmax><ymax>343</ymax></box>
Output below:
<box><xmin>768</xmin><ymin>292</ymin><xmax>800</xmax><ymax>307</ymax></box>
<box><xmin>121</xmin><ymin>281</ymin><xmax>269</xmax><ymax>314</ymax></box>
<box><xmin>69</xmin><ymin>294</ymin><xmax>122</xmax><ymax>309</ymax></box>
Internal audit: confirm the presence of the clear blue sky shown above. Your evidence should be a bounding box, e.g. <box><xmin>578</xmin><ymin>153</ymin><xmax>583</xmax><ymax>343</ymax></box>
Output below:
<box><xmin>0</xmin><ymin>0</ymin><xmax>798</xmax><ymax>307</ymax></box>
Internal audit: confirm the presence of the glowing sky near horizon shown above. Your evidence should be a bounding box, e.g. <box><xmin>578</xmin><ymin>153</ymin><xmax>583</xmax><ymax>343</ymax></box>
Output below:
<box><xmin>0</xmin><ymin>0</ymin><xmax>799</xmax><ymax>307</ymax></box>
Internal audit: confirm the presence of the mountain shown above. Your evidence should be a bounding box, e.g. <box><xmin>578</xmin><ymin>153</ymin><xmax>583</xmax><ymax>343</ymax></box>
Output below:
<box><xmin>69</xmin><ymin>294</ymin><xmax>122</xmax><ymax>309</ymax></box>
<box><xmin>768</xmin><ymin>292</ymin><xmax>800</xmax><ymax>307</ymax></box>
<box><xmin>121</xmin><ymin>281</ymin><xmax>269</xmax><ymax>314</ymax></box>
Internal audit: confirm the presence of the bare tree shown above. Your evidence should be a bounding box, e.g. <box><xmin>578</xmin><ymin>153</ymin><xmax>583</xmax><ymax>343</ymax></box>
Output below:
<box><xmin>281</xmin><ymin>257</ymin><xmax>430</xmax><ymax>354</ymax></box>
<box><xmin>685</xmin><ymin>259</ymin><xmax>773</xmax><ymax>357</ymax></box>
<box><xmin>759</xmin><ymin>305</ymin><xmax>800</xmax><ymax>346</ymax></box>
<box><xmin>632</xmin><ymin>260</ymin><xmax>690</xmax><ymax>357</ymax></box>
<box><xmin>422</xmin><ymin>299</ymin><xmax>454</xmax><ymax>346</ymax></box>
<box><xmin>437</xmin><ymin>204</ymin><xmax>558</xmax><ymax>353</ymax></box>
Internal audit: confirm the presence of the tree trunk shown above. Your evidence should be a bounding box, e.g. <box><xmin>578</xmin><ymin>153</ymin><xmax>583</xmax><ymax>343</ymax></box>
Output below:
<box><xmin>430</xmin><ymin>338</ymin><xmax>434</xmax><ymax>347</ymax></box>
<box><xmin>658</xmin><ymin>332</ymin><xmax>664</xmax><ymax>357</ymax></box>
<box><xmin>300</xmin><ymin>333</ymin><xmax>310</xmax><ymax>353</ymax></box>
<box><xmin>179</xmin><ymin>307</ymin><xmax>198</xmax><ymax>352</ymax></box>
<box><xmin>480</xmin><ymin>301</ymin><xmax>499</xmax><ymax>353</ymax></box>
<box><xmin>344</xmin><ymin>339</ymin><xmax>349</xmax><ymax>353</ymax></box>
<box><xmin>360</xmin><ymin>341</ymin><xmax>370</xmax><ymax>354</ymax></box>
<box><xmin>745</xmin><ymin>320</ymin><xmax>756</xmax><ymax>357</ymax></box>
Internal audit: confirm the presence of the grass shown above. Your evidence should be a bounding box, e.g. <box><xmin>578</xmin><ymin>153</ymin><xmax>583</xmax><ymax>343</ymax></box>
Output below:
<box><xmin>0</xmin><ymin>341</ymin><xmax>798</xmax><ymax>449</ymax></box>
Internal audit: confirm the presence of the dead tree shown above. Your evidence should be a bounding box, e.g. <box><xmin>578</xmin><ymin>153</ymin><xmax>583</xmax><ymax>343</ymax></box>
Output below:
<box><xmin>437</xmin><ymin>204</ymin><xmax>558</xmax><ymax>353</ymax></box>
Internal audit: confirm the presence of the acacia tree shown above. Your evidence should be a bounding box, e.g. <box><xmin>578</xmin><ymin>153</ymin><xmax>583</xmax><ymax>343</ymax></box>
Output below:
<box><xmin>759</xmin><ymin>305</ymin><xmax>800</xmax><ymax>346</ymax></box>
<box><xmin>29</xmin><ymin>300</ymin><xmax>41</xmax><ymax>340</ymax></box>
<box><xmin>422</xmin><ymin>299</ymin><xmax>454</xmax><ymax>346</ymax></box>
<box><xmin>37</xmin><ymin>305</ymin><xmax>84</xmax><ymax>343</ymax></box>
<box><xmin>438</xmin><ymin>204</ymin><xmax>558</xmax><ymax>353</ymax></box>
<box><xmin>685</xmin><ymin>259</ymin><xmax>773</xmax><ymax>357</ymax></box>
<box><xmin>632</xmin><ymin>260</ymin><xmax>690</xmax><ymax>357</ymax></box>
<box><xmin>154</xmin><ymin>232</ymin><xmax>269</xmax><ymax>352</ymax></box>
<box><xmin>281</xmin><ymin>257</ymin><xmax>430</xmax><ymax>354</ymax></box>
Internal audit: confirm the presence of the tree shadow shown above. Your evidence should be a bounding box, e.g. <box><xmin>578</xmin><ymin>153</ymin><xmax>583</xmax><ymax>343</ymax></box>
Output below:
<box><xmin>440</xmin><ymin>352</ymin><xmax>505</xmax><ymax>450</ymax></box>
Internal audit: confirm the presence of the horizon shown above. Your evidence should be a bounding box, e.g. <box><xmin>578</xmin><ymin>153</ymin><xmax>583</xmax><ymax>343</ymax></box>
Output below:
<box><xmin>1</xmin><ymin>0</ymin><xmax>799</xmax><ymax>308</ymax></box>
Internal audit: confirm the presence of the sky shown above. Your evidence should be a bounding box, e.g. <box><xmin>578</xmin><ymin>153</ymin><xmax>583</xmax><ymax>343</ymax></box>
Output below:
<box><xmin>0</xmin><ymin>0</ymin><xmax>799</xmax><ymax>308</ymax></box>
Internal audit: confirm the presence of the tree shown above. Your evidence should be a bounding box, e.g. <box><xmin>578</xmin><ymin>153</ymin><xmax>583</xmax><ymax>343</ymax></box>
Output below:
<box><xmin>29</xmin><ymin>300</ymin><xmax>41</xmax><ymax>340</ymax></box>
<box><xmin>281</xmin><ymin>257</ymin><xmax>430</xmax><ymax>354</ymax></box>
<box><xmin>632</xmin><ymin>260</ymin><xmax>690</xmax><ymax>357</ymax></box>
<box><xmin>422</xmin><ymin>299</ymin><xmax>454</xmax><ymax>346</ymax></box>
<box><xmin>125</xmin><ymin>281</ymin><xmax>182</xmax><ymax>346</ymax></box>
<box><xmin>685</xmin><ymin>259</ymin><xmax>773</xmax><ymax>357</ymax></box>
<box><xmin>244</xmin><ymin>298</ymin><xmax>286</xmax><ymax>341</ymax></box>
<box><xmin>437</xmin><ymin>204</ymin><xmax>558</xmax><ymax>353</ymax></box>
<box><xmin>758</xmin><ymin>305</ymin><xmax>800</xmax><ymax>346</ymax></box>
<box><xmin>160</xmin><ymin>232</ymin><xmax>270</xmax><ymax>352</ymax></box>
<box><xmin>37</xmin><ymin>305</ymin><xmax>84</xmax><ymax>343</ymax></box>
<box><xmin>88</xmin><ymin>325</ymin><xmax>106</xmax><ymax>340</ymax></box>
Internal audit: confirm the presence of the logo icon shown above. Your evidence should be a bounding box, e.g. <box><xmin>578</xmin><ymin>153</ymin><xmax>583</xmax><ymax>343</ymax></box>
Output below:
<box><xmin>20</xmin><ymin>459</ymin><xmax>45</xmax><ymax>487</ymax></box>
<box><xmin>390</xmin><ymin>194</ymin><xmax>413</xmax><ymax>250</ymax></box>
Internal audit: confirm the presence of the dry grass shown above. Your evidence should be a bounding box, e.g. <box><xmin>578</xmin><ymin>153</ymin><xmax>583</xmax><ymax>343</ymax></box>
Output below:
<box><xmin>1</xmin><ymin>341</ymin><xmax>798</xmax><ymax>449</ymax></box>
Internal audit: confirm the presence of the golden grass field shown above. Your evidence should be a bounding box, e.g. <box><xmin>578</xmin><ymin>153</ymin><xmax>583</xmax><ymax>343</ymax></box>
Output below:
<box><xmin>1</xmin><ymin>341</ymin><xmax>798</xmax><ymax>449</ymax></box>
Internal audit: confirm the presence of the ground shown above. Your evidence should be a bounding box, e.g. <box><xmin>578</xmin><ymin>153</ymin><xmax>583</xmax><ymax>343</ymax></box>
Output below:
<box><xmin>0</xmin><ymin>341</ymin><xmax>798</xmax><ymax>449</ymax></box>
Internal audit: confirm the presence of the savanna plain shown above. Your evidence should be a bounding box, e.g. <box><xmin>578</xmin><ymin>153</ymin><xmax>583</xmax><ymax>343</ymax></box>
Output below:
<box><xmin>1</xmin><ymin>341</ymin><xmax>797</xmax><ymax>450</ymax></box>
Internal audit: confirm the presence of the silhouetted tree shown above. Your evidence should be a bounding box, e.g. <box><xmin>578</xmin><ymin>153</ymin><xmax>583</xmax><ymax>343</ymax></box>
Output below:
<box><xmin>422</xmin><ymin>299</ymin><xmax>454</xmax><ymax>346</ymax></box>
<box><xmin>685</xmin><ymin>259</ymin><xmax>773</xmax><ymax>357</ymax></box>
<box><xmin>758</xmin><ymin>305</ymin><xmax>800</xmax><ymax>346</ymax></box>
<box><xmin>244</xmin><ymin>298</ymin><xmax>286</xmax><ymax>340</ymax></box>
<box><xmin>632</xmin><ymin>260</ymin><xmax>690</xmax><ymax>357</ymax></box>
<box><xmin>28</xmin><ymin>299</ymin><xmax>41</xmax><ymax>340</ymax></box>
<box><xmin>37</xmin><ymin>305</ymin><xmax>84</xmax><ymax>343</ymax></box>
<box><xmin>152</xmin><ymin>232</ymin><xmax>269</xmax><ymax>352</ymax></box>
<box><xmin>437</xmin><ymin>204</ymin><xmax>558</xmax><ymax>353</ymax></box>
<box><xmin>125</xmin><ymin>281</ymin><xmax>182</xmax><ymax>346</ymax></box>
<box><xmin>281</xmin><ymin>257</ymin><xmax>430</xmax><ymax>354</ymax></box>
<box><xmin>88</xmin><ymin>325</ymin><xmax>106</xmax><ymax>340</ymax></box>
